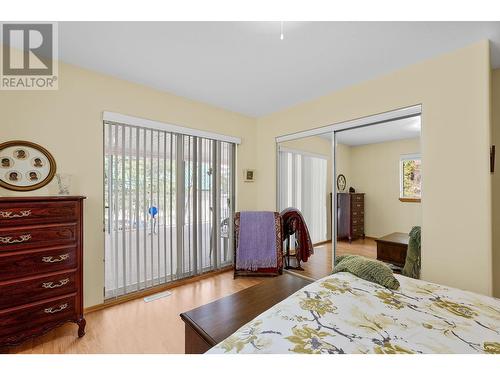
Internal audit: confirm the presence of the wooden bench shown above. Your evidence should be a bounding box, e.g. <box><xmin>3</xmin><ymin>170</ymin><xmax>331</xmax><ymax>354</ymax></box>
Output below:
<box><xmin>180</xmin><ymin>273</ymin><xmax>311</xmax><ymax>354</ymax></box>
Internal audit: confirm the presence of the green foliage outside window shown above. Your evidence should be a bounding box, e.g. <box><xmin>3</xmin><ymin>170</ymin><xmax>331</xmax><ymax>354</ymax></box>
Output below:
<box><xmin>402</xmin><ymin>158</ymin><xmax>421</xmax><ymax>199</ymax></box>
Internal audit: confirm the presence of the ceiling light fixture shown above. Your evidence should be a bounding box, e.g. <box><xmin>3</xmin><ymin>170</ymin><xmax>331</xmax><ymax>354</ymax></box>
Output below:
<box><xmin>280</xmin><ymin>21</ymin><xmax>284</xmax><ymax>40</ymax></box>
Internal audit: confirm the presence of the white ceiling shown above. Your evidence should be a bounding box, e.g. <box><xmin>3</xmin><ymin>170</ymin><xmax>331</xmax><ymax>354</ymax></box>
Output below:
<box><xmin>322</xmin><ymin>116</ymin><xmax>421</xmax><ymax>146</ymax></box>
<box><xmin>57</xmin><ymin>22</ymin><xmax>500</xmax><ymax>117</ymax></box>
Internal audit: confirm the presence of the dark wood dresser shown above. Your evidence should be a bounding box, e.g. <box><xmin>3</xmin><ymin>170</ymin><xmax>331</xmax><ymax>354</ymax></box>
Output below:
<box><xmin>0</xmin><ymin>196</ymin><xmax>86</xmax><ymax>349</ymax></box>
<box><xmin>337</xmin><ymin>193</ymin><xmax>365</xmax><ymax>243</ymax></box>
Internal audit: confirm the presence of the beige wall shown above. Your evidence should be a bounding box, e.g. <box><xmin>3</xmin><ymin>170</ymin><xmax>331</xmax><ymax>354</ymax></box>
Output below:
<box><xmin>278</xmin><ymin>136</ymin><xmax>333</xmax><ymax>239</ymax></box>
<box><xmin>347</xmin><ymin>138</ymin><xmax>422</xmax><ymax>238</ymax></box>
<box><xmin>492</xmin><ymin>68</ymin><xmax>500</xmax><ymax>298</ymax></box>
<box><xmin>336</xmin><ymin>143</ymin><xmax>352</xmax><ymax>187</ymax></box>
<box><xmin>0</xmin><ymin>61</ymin><xmax>258</xmax><ymax>308</ymax></box>
<box><xmin>256</xmin><ymin>41</ymin><xmax>492</xmax><ymax>295</ymax></box>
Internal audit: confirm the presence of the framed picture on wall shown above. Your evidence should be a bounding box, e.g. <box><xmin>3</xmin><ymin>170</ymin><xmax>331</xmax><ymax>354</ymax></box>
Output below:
<box><xmin>0</xmin><ymin>140</ymin><xmax>57</xmax><ymax>191</ymax></box>
<box><xmin>244</xmin><ymin>169</ymin><xmax>255</xmax><ymax>182</ymax></box>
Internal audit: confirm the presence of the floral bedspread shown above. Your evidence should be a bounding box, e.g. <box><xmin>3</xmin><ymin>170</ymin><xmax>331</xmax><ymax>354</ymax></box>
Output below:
<box><xmin>208</xmin><ymin>272</ymin><xmax>500</xmax><ymax>354</ymax></box>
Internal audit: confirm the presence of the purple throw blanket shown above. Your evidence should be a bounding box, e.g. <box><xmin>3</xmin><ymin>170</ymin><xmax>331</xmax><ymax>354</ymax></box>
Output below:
<box><xmin>236</xmin><ymin>211</ymin><xmax>277</xmax><ymax>271</ymax></box>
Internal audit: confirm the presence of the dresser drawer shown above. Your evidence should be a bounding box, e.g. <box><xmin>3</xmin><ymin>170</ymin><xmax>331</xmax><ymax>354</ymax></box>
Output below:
<box><xmin>0</xmin><ymin>271</ymin><xmax>77</xmax><ymax>310</ymax></box>
<box><xmin>351</xmin><ymin>209</ymin><xmax>364</xmax><ymax>217</ymax></box>
<box><xmin>0</xmin><ymin>201</ymin><xmax>78</xmax><ymax>227</ymax></box>
<box><xmin>351</xmin><ymin>225</ymin><xmax>364</xmax><ymax>235</ymax></box>
<box><xmin>351</xmin><ymin>217</ymin><xmax>364</xmax><ymax>226</ymax></box>
<box><xmin>0</xmin><ymin>294</ymin><xmax>77</xmax><ymax>339</ymax></box>
<box><xmin>351</xmin><ymin>201</ymin><xmax>364</xmax><ymax>210</ymax></box>
<box><xmin>0</xmin><ymin>246</ymin><xmax>77</xmax><ymax>282</ymax></box>
<box><xmin>0</xmin><ymin>223</ymin><xmax>78</xmax><ymax>252</ymax></box>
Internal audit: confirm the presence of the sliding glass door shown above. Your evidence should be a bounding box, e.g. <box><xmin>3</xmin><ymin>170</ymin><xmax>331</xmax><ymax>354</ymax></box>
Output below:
<box><xmin>104</xmin><ymin>121</ymin><xmax>235</xmax><ymax>299</ymax></box>
<box><xmin>278</xmin><ymin>146</ymin><xmax>328</xmax><ymax>244</ymax></box>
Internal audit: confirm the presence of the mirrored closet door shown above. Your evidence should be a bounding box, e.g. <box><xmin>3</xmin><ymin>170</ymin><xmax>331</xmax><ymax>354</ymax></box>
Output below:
<box><xmin>276</xmin><ymin>105</ymin><xmax>422</xmax><ymax>281</ymax></box>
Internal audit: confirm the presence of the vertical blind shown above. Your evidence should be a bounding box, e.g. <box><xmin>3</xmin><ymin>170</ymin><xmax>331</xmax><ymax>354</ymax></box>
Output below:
<box><xmin>278</xmin><ymin>147</ymin><xmax>327</xmax><ymax>244</ymax></box>
<box><xmin>104</xmin><ymin>121</ymin><xmax>235</xmax><ymax>299</ymax></box>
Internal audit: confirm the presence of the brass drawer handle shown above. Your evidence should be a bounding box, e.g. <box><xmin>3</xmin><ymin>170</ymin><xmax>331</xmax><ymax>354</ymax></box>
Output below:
<box><xmin>42</xmin><ymin>253</ymin><xmax>70</xmax><ymax>263</ymax></box>
<box><xmin>42</xmin><ymin>278</ymin><xmax>70</xmax><ymax>289</ymax></box>
<box><xmin>0</xmin><ymin>234</ymin><xmax>31</xmax><ymax>244</ymax></box>
<box><xmin>0</xmin><ymin>210</ymin><xmax>31</xmax><ymax>219</ymax></box>
<box><xmin>44</xmin><ymin>303</ymin><xmax>68</xmax><ymax>314</ymax></box>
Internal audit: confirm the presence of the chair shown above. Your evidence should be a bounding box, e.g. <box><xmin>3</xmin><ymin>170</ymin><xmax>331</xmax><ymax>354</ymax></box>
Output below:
<box><xmin>233</xmin><ymin>211</ymin><xmax>283</xmax><ymax>278</ymax></box>
<box><xmin>402</xmin><ymin>226</ymin><xmax>421</xmax><ymax>279</ymax></box>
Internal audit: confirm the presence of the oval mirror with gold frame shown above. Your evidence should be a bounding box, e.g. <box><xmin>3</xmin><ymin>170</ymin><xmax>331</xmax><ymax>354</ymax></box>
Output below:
<box><xmin>0</xmin><ymin>140</ymin><xmax>57</xmax><ymax>191</ymax></box>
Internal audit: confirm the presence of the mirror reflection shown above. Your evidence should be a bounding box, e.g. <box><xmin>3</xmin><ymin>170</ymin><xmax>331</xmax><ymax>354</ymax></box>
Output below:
<box><xmin>277</xmin><ymin>114</ymin><xmax>422</xmax><ymax>281</ymax></box>
<box><xmin>277</xmin><ymin>133</ymin><xmax>333</xmax><ymax>278</ymax></box>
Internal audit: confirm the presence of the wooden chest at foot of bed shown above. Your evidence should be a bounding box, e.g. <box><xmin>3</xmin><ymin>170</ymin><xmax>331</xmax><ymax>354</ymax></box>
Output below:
<box><xmin>180</xmin><ymin>273</ymin><xmax>311</xmax><ymax>353</ymax></box>
<box><xmin>375</xmin><ymin>232</ymin><xmax>408</xmax><ymax>267</ymax></box>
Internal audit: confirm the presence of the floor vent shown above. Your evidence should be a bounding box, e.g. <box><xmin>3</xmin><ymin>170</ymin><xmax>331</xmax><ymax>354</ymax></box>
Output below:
<box><xmin>144</xmin><ymin>291</ymin><xmax>172</xmax><ymax>303</ymax></box>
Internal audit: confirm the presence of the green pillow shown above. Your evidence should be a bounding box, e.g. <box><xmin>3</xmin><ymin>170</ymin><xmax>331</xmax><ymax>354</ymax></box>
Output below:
<box><xmin>402</xmin><ymin>226</ymin><xmax>421</xmax><ymax>279</ymax></box>
<box><xmin>333</xmin><ymin>255</ymin><xmax>400</xmax><ymax>290</ymax></box>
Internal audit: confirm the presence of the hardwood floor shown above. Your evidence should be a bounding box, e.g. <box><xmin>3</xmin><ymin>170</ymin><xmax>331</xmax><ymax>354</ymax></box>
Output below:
<box><xmin>337</xmin><ymin>237</ymin><xmax>377</xmax><ymax>259</ymax></box>
<box><xmin>7</xmin><ymin>239</ymin><xmax>375</xmax><ymax>354</ymax></box>
<box><xmin>8</xmin><ymin>271</ymin><xmax>263</xmax><ymax>354</ymax></box>
<box><xmin>289</xmin><ymin>238</ymin><xmax>376</xmax><ymax>280</ymax></box>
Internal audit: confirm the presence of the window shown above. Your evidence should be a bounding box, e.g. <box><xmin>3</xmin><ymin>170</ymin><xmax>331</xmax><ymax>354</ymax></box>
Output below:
<box><xmin>400</xmin><ymin>154</ymin><xmax>421</xmax><ymax>202</ymax></box>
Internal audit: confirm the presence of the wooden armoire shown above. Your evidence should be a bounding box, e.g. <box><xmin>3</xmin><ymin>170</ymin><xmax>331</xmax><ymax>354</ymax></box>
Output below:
<box><xmin>337</xmin><ymin>193</ymin><xmax>365</xmax><ymax>243</ymax></box>
<box><xmin>0</xmin><ymin>196</ymin><xmax>86</xmax><ymax>349</ymax></box>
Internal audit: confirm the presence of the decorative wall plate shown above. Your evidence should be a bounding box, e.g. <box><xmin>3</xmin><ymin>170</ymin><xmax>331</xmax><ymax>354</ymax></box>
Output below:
<box><xmin>337</xmin><ymin>174</ymin><xmax>346</xmax><ymax>192</ymax></box>
<box><xmin>0</xmin><ymin>140</ymin><xmax>56</xmax><ymax>191</ymax></box>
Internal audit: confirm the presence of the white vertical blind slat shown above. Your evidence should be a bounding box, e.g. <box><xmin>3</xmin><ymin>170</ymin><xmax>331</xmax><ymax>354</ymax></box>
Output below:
<box><xmin>169</xmin><ymin>134</ymin><xmax>174</xmax><ymax>282</ymax></box>
<box><xmin>135</xmin><ymin>127</ymin><xmax>140</xmax><ymax>291</ymax></box>
<box><xmin>163</xmin><ymin>132</ymin><xmax>167</xmax><ymax>284</ymax></box>
<box><xmin>149</xmin><ymin>130</ymin><xmax>154</xmax><ymax>287</ymax></box>
<box><xmin>176</xmin><ymin>135</ymin><xmax>184</xmax><ymax>279</ymax></box>
<box><xmin>128</xmin><ymin>126</ymin><xmax>132</xmax><ymax>293</ymax></box>
<box><xmin>113</xmin><ymin>125</ymin><xmax>119</xmax><ymax>296</ymax></box>
<box><xmin>142</xmin><ymin>129</ymin><xmax>147</xmax><ymax>288</ymax></box>
<box><xmin>187</xmin><ymin>136</ymin><xmax>192</xmax><ymax>275</ymax></box>
<box><xmin>192</xmin><ymin>137</ymin><xmax>198</xmax><ymax>275</ymax></box>
<box><xmin>156</xmin><ymin>130</ymin><xmax>161</xmax><ymax>285</ymax></box>
<box><xmin>121</xmin><ymin>125</ymin><xmax>126</xmax><ymax>295</ymax></box>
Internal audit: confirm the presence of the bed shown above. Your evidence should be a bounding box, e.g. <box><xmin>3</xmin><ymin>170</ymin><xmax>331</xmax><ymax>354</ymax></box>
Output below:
<box><xmin>207</xmin><ymin>272</ymin><xmax>500</xmax><ymax>354</ymax></box>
